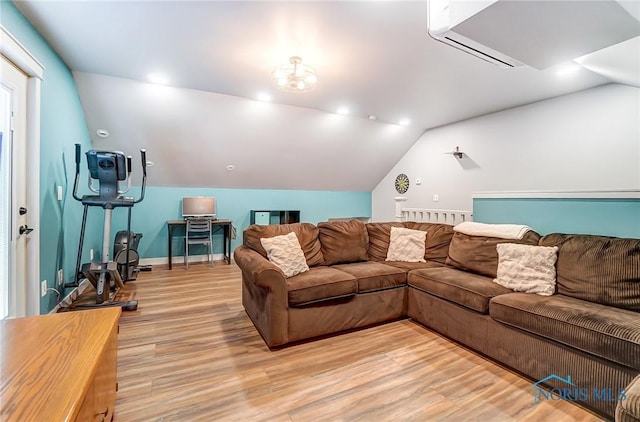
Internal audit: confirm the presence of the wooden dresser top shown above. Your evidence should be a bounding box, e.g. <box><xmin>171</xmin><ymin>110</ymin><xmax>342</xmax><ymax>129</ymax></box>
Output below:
<box><xmin>0</xmin><ymin>308</ymin><xmax>121</xmax><ymax>421</ymax></box>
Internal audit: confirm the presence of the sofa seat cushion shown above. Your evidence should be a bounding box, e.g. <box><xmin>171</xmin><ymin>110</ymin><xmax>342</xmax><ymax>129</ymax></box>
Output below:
<box><xmin>384</xmin><ymin>261</ymin><xmax>446</xmax><ymax>272</ymax></box>
<box><xmin>286</xmin><ymin>266</ymin><xmax>357</xmax><ymax>306</ymax></box>
<box><xmin>490</xmin><ymin>293</ymin><xmax>640</xmax><ymax>369</ymax></box>
<box><xmin>333</xmin><ymin>261</ymin><xmax>407</xmax><ymax>293</ymax></box>
<box><xmin>408</xmin><ymin>267</ymin><xmax>513</xmax><ymax>314</ymax></box>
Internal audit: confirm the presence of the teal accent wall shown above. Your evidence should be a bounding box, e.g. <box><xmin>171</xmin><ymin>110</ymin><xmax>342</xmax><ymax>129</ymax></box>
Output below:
<box><xmin>474</xmin><ymin>198</ymin><xmax>640</xmax><ymax>238</ymax></box>
<box><xmin>109</xmin><ymin>187</ymin><xmax>372</xmax><ymax>259</ymax></box>
<box><xmin>1</xmin><ymin>1</ymin><xmax>98</xmax><ymax>313</ymax></box>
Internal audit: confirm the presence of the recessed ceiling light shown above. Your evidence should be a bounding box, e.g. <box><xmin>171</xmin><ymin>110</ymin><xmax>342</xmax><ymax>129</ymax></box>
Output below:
<box><xmin>337</xmin><ymin>107</ymin><xmax>349</xmax><ymax>115</ymax></box>
<box><xmin>147</xmin><ymin>73</ymin><xmax>169</xmax><ymax>84</ymax></box>
<box><xmin>96</xmin><ymin>129</ymin><xmax>109</xmax><ymax>138</ymax></box>
<box><xmin>146</xmin><ymin>160</ymin><xmax>155</xmax><ymax>167</ymax></box>
<box><xmin>256</xmin><ymin>92</ymin><xmax>272</xmax><ymax>102</ymax></box>
<box><xmin>226</xmin><ymin>164</ymin><xmax>235</xmax><ymax>171</ymax></box>
<box><xmin>556</xmin><ymin>63</ymin><xmax>581</xmax><ymax>77</ymax></box>
<box><xmin>368</xmin><ymin>115</ymin><xmax>377</xmax><ymax>120</ymax></box>
<box><xmin>398</xmin><ymin>118</ymin><xmax>410</xmax><ymax>126</ymax></box>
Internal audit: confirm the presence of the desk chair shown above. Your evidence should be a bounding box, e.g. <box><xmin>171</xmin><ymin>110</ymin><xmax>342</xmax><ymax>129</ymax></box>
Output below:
<box><xmin>184</xmin><ymin>219</ymin><xmax>213</xmax><ymax>269</ymax></box>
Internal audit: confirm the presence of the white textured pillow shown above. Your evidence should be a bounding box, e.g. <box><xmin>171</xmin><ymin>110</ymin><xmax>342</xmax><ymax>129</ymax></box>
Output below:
<box><xmin>493</xmin><ymin>243</ymin><xmax>559</xmax><ymax>296</ymax></box>
<box><xmin>386</xmin><ymin>227</ymin><xmax>427</xmax><ymax>263</ymax></box>
<box><xmin>260</xmin><ymin>232</ymin><xmax>309</xmax><ymax>278</ymax></box>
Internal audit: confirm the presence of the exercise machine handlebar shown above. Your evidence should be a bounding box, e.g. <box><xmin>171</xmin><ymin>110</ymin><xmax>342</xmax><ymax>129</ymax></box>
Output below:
<box><xmin>72</xmin><ymin>144</ymin><xmax>82</xmax><ymax>202</ymax></box>
<box><xmin>136</xmin><ymin>149</ymin><xmax>147</xmax><ymax>204</ymax></box>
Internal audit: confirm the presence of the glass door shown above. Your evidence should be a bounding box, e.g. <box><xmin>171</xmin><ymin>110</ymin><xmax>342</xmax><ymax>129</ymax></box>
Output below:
<box><xmin>1</xmin><ymin>93</ymin><xmax>11</xmax><ymax>319</ymax></box>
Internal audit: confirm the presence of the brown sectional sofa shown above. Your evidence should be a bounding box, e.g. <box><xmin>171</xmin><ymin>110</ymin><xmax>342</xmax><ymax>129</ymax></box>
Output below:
<box><xmin>233</xmin><ymin>219</ymin><xmax>640</xmax><ymax>421</ymax></box>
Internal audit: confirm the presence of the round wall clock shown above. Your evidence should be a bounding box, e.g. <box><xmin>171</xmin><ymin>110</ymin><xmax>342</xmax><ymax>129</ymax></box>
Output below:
<box><xmin>395</xmin><ymin>173</ymin><xmax>410</xmax><ymax>194</ymax></box>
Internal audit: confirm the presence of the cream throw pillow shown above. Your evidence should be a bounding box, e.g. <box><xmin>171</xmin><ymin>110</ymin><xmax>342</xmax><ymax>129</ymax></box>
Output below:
<box><xmin>493</xmin><ymin>243</ymin><xmax>559</xmax><ymax>296</ymax></box>
<box><xmin>260</xmin><ymin>232</ymin><xmax>309</xmax><ymax>278</ymax></box>
<box><xmin>386</xmin><ymin>227</ymin><xmax>427</xmax><ymax>263</ymax></box>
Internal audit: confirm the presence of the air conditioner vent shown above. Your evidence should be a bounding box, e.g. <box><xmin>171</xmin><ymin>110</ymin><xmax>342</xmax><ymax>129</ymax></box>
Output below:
<box><xmin>443</xmin><ymin>36</ymin><xmax>517</xmax><ymax>68</ymax></box>
<box><xmin>428</xmin><ymin>0</ymin><xmax>640</xmax><ymax>70</ymax></box>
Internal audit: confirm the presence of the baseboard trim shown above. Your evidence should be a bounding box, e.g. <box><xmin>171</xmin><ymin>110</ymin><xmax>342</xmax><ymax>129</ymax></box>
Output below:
<box><xmin>49</xmin><ymin>278</ymin><xmax>93</xmax><ymax>314</ymax></box>
<box><xmin>50</xmin><ymin>255</ymin><xmax>232</xmax><ymax>313</ymax></box>
<box><xmin>139</xmin><ymin>254</ymin><xmax>227</xmax><ymax>266</ymax></box>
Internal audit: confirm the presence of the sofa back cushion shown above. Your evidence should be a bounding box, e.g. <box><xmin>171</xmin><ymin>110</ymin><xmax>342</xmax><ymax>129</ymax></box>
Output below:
<box><xmin>540</xmin><ymin>233</ymin><xmax>640</xmax><ymax>311</ymax></box>
<box><xmin>243</xmin><ymin>223</ymin><xmax>325</xmax><ymax>267</ymax></box>
<box><xmin>404</xmin><ymin>222</ymin><xmax>455</xmax><ymax>263</ymax></box>
<box><xmin>366</xmin><ymin>222</ymin><xmax>455</xmax><ymax>263</ymax></box>
<box><xmin>366</xmin><ymin>222</ymin><xmax>404</xmax><ymax>261</ymax></box>
<box><xmin>446</xmin><ymin>230</ymin><xmax>541</xmax><ymax>278</ymax></box>
<box><xmin>318</xmin><ymin>220</ymin><xmax>369</xmax><ymax>265</ymax></box>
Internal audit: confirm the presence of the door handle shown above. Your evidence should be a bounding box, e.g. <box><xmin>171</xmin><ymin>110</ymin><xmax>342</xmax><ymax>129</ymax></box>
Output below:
<box><xmin>19</xmin><ymin>225</ymin><xmax>34</xmax><ymax>235</ymax></box>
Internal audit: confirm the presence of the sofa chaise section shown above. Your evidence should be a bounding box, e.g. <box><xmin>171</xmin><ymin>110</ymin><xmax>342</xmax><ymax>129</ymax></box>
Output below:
<box><xmin>409</xmin><ymin>286</ymin><xmax>639</xmax><ymax>419</ymax></box>
<box><xmin>490</xmin><ymin>293</ymin><xmax>640</xmax><ymax>369</ymax></box>
<box><xmin>408</xmin><ymin>230</ymin><xmax>640</xmax><ymax>418</ymax></box>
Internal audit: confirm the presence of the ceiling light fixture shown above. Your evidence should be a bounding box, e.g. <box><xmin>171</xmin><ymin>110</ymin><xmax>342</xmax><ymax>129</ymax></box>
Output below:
<box><xmin>272</xmin><ymin>56</ymin><xmax>318</xmax><ymax>93</ymax></box>
<box><xmin>147</xmin><ymin>73</ymin><xmax>169</xmax><ymax>85</ymax></box>
<box><xmin>337</xmin><ymin>107</ymin><xmax>349</xmax><ymax>115</ymax></box>
<box><xmin>398</xmin><ymin>118</ymin><xmax>411</xmax><ymax>126</ymax></box>
<box><xmin>96</xmin><ymin>129</ymin><xmax>109</xmax><ymax>138</ymax></box>
<box><xmin>256</xmin><ymin>92</ymin><xmax>272</xmax><ymax>102</ymax></box>
<box><xmin>368</xmin><ymin>115</ymin><xmax>377</xmax><ymax>120</ymax></box>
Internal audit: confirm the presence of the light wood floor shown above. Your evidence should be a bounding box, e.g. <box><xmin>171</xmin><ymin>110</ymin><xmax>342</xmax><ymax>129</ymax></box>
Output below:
<box><xmin>113</xmin><ymin>262</ymin><xmax>602</xmax><ymax>422</ymax></box>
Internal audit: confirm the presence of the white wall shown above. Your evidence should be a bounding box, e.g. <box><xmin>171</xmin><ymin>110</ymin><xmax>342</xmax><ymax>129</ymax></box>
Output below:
<box><xmin>372</xmin><ymin>83</ymin><xmax>640</xmax><ymax>221</ymax></box>
<box><xmin>74</xmin><ymin>72</ymin><xmax>425</xmax><ymax>191</ymax></box>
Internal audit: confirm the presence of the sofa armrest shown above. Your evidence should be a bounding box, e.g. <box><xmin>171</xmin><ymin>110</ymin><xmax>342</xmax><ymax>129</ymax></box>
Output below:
<box><xmin>617</xmin><ymin>374</ymin><xmax>640</xmax><ymax>422</ymax></box>
<box><xmin>234</xmin><ymin>245</ymin><xmax>286</xmax><ymax>291</ymax></box>
<box><xmin>234</xmin><ymin>245</ymin><xmax>289</xmax><ymax>347</ymax></box>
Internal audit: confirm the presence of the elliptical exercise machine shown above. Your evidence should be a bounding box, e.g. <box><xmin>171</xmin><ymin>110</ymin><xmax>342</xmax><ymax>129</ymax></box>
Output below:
<box><xmin>67</xmin><ymin>144</ymin><xmax>148</xmax><ymax>310</ymax></box>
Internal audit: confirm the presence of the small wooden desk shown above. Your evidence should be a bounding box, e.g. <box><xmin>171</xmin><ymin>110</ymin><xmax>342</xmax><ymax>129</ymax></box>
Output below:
<box><xmin>0</xmin><ymin>308</ymin><xmax>121</xmax><ymax>421</ymax></box>
<box><xmin>167</xmin><ymin>219</ymin><xmax>232</xmax><ymax>269</ymax></box>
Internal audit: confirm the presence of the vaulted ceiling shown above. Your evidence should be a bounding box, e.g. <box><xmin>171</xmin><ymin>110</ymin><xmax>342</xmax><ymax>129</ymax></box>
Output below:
<box><xmin>14</xmin><ymin>1</ymin><xmax>640</xmax><ymax>190</ymax></box>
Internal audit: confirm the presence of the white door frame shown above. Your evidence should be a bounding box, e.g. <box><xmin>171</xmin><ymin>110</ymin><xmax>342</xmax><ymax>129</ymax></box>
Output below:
<box><xmin>1</xmin><ymin>25</ymin><xmax>43</xmax><ymax>316</ymax></box>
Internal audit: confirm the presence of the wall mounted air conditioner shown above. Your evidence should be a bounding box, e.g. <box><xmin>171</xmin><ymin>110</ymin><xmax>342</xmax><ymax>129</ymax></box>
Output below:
<box><xmin>428</xmin><ymin>0</ymin><xmax>524</xmax><ymax>68</ymax></box>
<box><xmin>427</xmin><ymin>0</ymin><xmax>640</xmax><ymax>70</ymax></box>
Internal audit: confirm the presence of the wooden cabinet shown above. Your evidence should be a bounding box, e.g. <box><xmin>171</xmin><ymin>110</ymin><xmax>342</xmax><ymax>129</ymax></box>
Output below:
<box><xmin>0</xmin><ymin>308</ymin><xmax>120</xmax><ymax>421</ymax></box>
<box><xmin>250</xmin><ymin>210</ymin><xmax>300</xmax><ymax>225</ymax></box>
